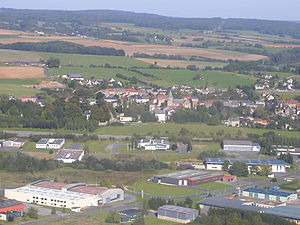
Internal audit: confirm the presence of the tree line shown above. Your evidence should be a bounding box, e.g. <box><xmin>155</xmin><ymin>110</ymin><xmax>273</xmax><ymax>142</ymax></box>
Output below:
<box><xmin>0</xmin><ymin>41</ymin><xmax>125</xmax><ymax>56</ymax></box>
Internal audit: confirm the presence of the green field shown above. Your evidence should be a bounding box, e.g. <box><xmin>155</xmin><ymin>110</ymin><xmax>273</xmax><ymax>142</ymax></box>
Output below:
<box><xmin>4</xmin><ymin>122</ymin><xmax>300</xmax><ymax>138</ymax></box>
<box><xmin>37</xmin><ymin>52</ymin><xmax>150</xmax><ymax>67</ymax></box>
<box><xmin>130</xmin><ymin>181</ymin><xmax>203</xmax><ymax>197</ymax></box>
<box><xmin>195</xmin><ymin>182</ymin><xmax>233</xmax><ymax>190</ymax></box>
<box><xmin>280</xmin><ymin>180</ymin><xmax>300</xmax><ymax>191</ymax></box>
<box><xmin>0</xmin><ymin>78</ymin><xmax>42</xmax><ymax>96</ymax></box>
<box><xmin>138</xmin><ymin>69</ymin><xmax>256</xmax><ymax>88</ymax></box>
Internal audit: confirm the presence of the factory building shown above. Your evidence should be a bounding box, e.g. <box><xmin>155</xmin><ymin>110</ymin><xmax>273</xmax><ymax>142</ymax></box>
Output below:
<box><xmin>157</xmin><ymin>205</ymin><xmax>199</xmax><ymax>223</ymax></box>
<box><xmin>5</xmin><ymin>179</ymin><xmax>124</xmax><ymax>212</ymax></box>
<box><xmin>242</xmin><ymin>188</ymin><xmax>297</xmax><ymax>203</ymax></box>
<box><xmin>36</xmin><ymin>138</ymin><xmax>65</xmax><ymax>149</ymax></box>
<box><xmin>151</xmin><ymin>170</ymin><xmax>235</xmax><ymax>186</ymax></box>
<box><xmin>0</xmin><ymin>199</ymin><xmax>24</xmax><ymax>221</ymax></box>
<box><xmin>205</xmin><ymin>158</ymin><xmax>287</xmax><ymax>173</ymax></box>
<box><xmin>222</xmin><ymin>140</ymin><xmax>261</xmax><ymax>152</ymax></box>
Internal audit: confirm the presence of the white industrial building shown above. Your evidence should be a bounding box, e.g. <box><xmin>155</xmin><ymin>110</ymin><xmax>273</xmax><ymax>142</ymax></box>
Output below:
<box><xmin>137</xmin><ymin>139</ymin><xmax>170</xmax><ymax>150</ymax></box>
<box><xmin>5</xmin><ymin>180</ymin><xmax>124</xmax><ymax>212</ymax></box>
<box><xmin>54</xmin><ymin>149</ymin><xmax>85</xmax><ymax>163</ymax></box>
<box><xmin>222</xmin><ymin>140</ymin><xmax>261</xmax><ymax>152</ymax></box>
<box><xmin>36</xmin><ymin>138</ymin><xmax>65</xmax><ymax>149</ymax></box>
<box><xmin>205</xmin><ymin>158</ymin><xmax>288</xmax><ymax>173</ymax></box>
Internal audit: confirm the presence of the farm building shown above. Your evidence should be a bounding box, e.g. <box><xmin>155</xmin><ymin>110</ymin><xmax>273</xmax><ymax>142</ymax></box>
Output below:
<box><xmin>5</xmin><ymin>179</ymin><xmax>124</xmax><ymax>212</ymax></box>
<box><xmin>242</xmin><ymin>188</ymin><xmax>297</xmax><ymax>202</ymax></box>
<box><xmin>157</xmin><ymin>205</ymin><xmax>199</xmax><ymax>223</ymax></box>
<box><xmin>36</xmin><ymin>138</ymin><xmax>65</xmax><ymax>149</ymax></box>
<box><xmin>0</xmin><ymin>199</ymin><xmax>24</xmax><ymax>221</ymax></box>
<box><xmin>205</xmin><ymin>158</ymin><xmax>287</xmax><ymax>173</ymax></box>
<box><xmin>151</xmin><ymin>170</ymin><xmax>235</xmax><ymax>186</ymax></box>
<box><xmin>137</xmin><ymin>138</ymin><xmax>170</xmax><ymax>150</ymax></box>
<box><xmin>54</xmin><ymin>149</ymin><xmax>85</xmax><ymax>163</ymax></box>
<box><xmin>222</xmin><ymin>140</ymin><xmax>261</xmax><ymax>152</ymax></box>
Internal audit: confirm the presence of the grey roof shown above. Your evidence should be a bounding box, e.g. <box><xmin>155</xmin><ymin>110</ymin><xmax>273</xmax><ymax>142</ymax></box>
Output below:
<box><xmin>199</xmin><ymin>197</ymin><xmax>261</xmax><ymax>212</ymax></box>
<box><xmin>68</xmin><ymin>74</ymin><xmax>83</xmax><ymax>78</ymax></box>
<box><xmin>223</xmin><ymin>140</ymin><xmax>253</xmax><ymax>146</ymax></box>
<box><xmin>0</xmin><ymin>198</ymin><xmax>23</xmax><ymax>209</ymax></box>
<box><xmin>119</xmin><ymin>209</ymin><xmax>142</xmax><ymax>216</ymax></box>
<box><xmin>158</xmin><ymin>205</ymin><xmax>198</xmax><ymax>214</ymax></box>
<box><xmin>155</xmin><ymin>170</ymin><xmax>208</xmax><ymax>179</ymax></box>
<box><xmin>54</xmin><ymin>149</ymin><xmax>84</xmax><ymax>160</ymax></box>
<box><xmin>244</xmin><ymin>188</ymin><xmax>295</xmax><ymax>197</ymax></box>
<box><xmin>205</xmin><ymin>158</ymin><xmax>287</xmax><ymax>166</ymax></box>
<box><xmin>37</xmin><ymin>138</ymin><xmax>49</xmax><ymax>144</ymax></box>
<box><xmin>263</xmin><ymin>206</ymin><xmax>300</xmax><ymax>220</ymax></box>
<box><xmin>50</xmin><ymin>139</ymin><xmax>64</xmax><ymax>145</ymax></box>
<box><xmin>199</xmin><ymin>197</ymin><xmax>300</xmax><ymax>221</ymax></box>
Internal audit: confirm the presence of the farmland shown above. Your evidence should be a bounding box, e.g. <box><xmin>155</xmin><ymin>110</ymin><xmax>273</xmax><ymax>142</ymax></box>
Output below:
<box><xmin>0</xmin><ymin>66</ymin><xmax>45</xmax><ymax>79</ymax></box>
<box><xmin>0</xmin><ymin>78</ymin><xmax>42</xmax><ymax>96</ymax></box>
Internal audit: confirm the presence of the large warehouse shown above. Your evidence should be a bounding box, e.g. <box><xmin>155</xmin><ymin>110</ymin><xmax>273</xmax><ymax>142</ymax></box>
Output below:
<box><xmin>5</xmin><ymin>179</ymin><xmax>124</xmax><ymax>212</ymax></box>
<box><xmin>151</xmin><ymin>170</ymin><xmax>235</xmax><ymax>186</ymax></box>
<box><xmin>222</xmin><ymin>140</ymin><xmax>261</xmax><ymax>152</ymax></box>
<box><xmin>242</xmin><ymin>188</ymin><xmax>297</xmax><ymax>202</ymax></box>
<box><xmin>205</xmin><ymin>158</ymin><xmax>288</xmax><ymax>173</ymax></box>
<box><xmin>157</xmin><ymin>205</ymin><xmax>199</xmax><ymax>223</ymax></box>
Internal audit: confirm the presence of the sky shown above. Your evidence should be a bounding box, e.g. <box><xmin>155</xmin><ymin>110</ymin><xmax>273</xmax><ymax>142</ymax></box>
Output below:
<box><xmin>1</xmin><ymin>0</ymin><xmax>300</xmax><ymax>21</ymax></box>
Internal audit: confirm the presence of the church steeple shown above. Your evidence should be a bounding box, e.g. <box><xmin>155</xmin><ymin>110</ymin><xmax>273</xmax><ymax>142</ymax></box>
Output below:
<box><xmin>167</xmin><ymin>90</ymin><xmax>173</xmax><ymax>106</ymax></box>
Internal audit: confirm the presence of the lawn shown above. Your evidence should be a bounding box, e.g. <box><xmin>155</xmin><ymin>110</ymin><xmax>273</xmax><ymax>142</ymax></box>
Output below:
<box><xmin>84</xmin><ymin>139</ymin><xmax>114</xmax><ymax>153</ymax></box>
<box><xmin>130</xmin><ymin>181</ymin><xmax>203</xmax><ymax>197</ymax></box>
<box><xmin>37</xmin><ymin>52</ymin><xmax>150</xmax><ymax>67</ymax></box>
<box><xmin>280</xmin><ymin>180</ymin><xmax>300</xmax><ymax>191</ymax></box>
<box><xmin>0</xmin><ymin>78</ymin><xmax>43</xmax><ymax>96</ymax></box>
<box><xmin>195</xmin><ymin>182</ymin><xmax>233</xmax><ymax>190</ymax></box>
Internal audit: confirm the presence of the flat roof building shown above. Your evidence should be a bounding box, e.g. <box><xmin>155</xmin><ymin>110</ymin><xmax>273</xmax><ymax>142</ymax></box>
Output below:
<box><xmin>157</xmin><ymin>205</ymin><xmax>199</xmax><ymax>224</ymax></box>
<box><xmin>205</xmin><ymin>158</ymin><xmax>287</xmax><ymax>173</ymax></box>
<box><xmin>222</xmin><ymin>140</ymin><xmax>261</xmax><ymax>152</ymax></box>
<box><xmin>119</xmin><ymin>209</ymin><xmax>142</xmax><ymax>223</ymax></box>
<box><xmin>5</xmin><ymin>179</ymin><xmax>124</xmax><ymax>212</ymax></box>
<box><xmin>199</xmin><ymin>197</ymin><xmax>300</xmax><ymax>224</ymax></box>
<box><xmin>151</xmin><ymin>170</ymin><xmax>234</xmax><ymax>186</ymax></box>
<box><xmin>242</xmin><ymin>188</ymin><xmax>297</xmax><ymax>202</ymax></box>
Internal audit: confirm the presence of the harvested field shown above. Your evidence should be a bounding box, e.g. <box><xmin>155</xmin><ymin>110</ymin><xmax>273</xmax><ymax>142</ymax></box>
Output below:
<box><xmin>0</xmin><ymin>35</ymin><xmax>267</xmax><ymax>61</ymax></box>
<box><xmin>0</xmin><ymin>67</ymin><xmax>45</xmax><ymax>79</ymax></box>
<box><xmin>69</xmin><ymin>39</ymin><xmax>267</xmax><ymax>60</ymax></box>
<box><xmin>0</xmin><ymin>29</ymin><xmax>30</xmax><ymax>35</ymax></box>
<box><xmin>0</xmin><ymin>49</ymin><xmax>41</xmax><ymax>62</ymax></box>
<box><xmin>264</xmin><ymin>44</ymin><xmax>300</xmax><ymax>48</ymax></box>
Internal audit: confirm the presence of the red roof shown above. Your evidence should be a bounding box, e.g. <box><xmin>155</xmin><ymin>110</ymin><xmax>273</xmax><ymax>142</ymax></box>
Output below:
<box><xmin>33</xmin><ymin>181</ymin><xmax>67</xmax><ymax>190</ymax></box>
<box><xmin>284</xmin><ymin>100</ymin><xmax>298</xmax><ymax>105</ymax></box>
<box><xmin>70</xmin><ymin>186</ymin><xmax>107</xmax><ymax>195</ymax></box>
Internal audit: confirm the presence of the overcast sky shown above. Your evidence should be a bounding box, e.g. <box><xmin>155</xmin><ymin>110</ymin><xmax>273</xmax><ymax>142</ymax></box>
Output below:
<box><xmin>1</xmin><ymin>0</ymin><xmax>300</xmax><ymax>21</ymax></box>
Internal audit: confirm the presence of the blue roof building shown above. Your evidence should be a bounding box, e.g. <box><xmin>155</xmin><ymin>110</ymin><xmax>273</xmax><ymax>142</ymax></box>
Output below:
<box><xmin>242</xmin><ymin>188</ymin><xmax>297</xmax><ymax>202</ymax></box>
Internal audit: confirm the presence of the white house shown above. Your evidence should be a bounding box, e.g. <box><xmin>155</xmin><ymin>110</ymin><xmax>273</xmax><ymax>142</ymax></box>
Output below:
<box><xmin>205</xmin><ymin>158</ymin><xmax>287</xmax><ymax>173</ymax></box>
<box><xmin>138</xmin><ymin>139</ymin><xmax>170</xmax><ymax>150</ymax></box>
<box><xmin>153</xmin><ymin>109</ymin><xmax>166</xmax><ymax>123</ymax></box>
<box><xmin>3</xmin><ymin>138</ymin><xmax>26</xmax><ymax>148</ymax></box>
<box><xmin>54</xmin><ymin>149</ymin><xmax>85</xmax><ymax>163</ymax></box>
<box><xmin>36</xmin><ymin>139</ymin><xmax>65</xmax><ymax>149</ymax></box>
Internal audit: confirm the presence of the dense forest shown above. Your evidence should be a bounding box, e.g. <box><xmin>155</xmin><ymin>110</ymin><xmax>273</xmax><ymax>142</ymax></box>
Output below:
<box><xmin>0</xmin><ymin>41</ymin><xmax>125</xmax><ymax>56</ymax></box>
<box><xmin>1</xmin><ymin>8</ymin><xmax>300</xmax><ymax>39</ymax></box>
